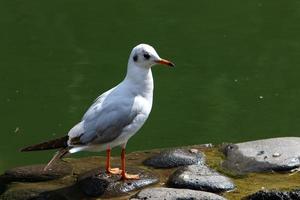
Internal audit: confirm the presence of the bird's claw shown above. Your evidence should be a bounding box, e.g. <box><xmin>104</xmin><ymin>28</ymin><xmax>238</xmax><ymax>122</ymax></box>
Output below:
<box><xmin>107</xmin><ymin>167</ymin><xmax>122</xmax><ymax>175</ymax></box>
<box><xmin>121</xmin><ymin>173</ymin><xmax>140</xmax><ymax>180</ymax></box>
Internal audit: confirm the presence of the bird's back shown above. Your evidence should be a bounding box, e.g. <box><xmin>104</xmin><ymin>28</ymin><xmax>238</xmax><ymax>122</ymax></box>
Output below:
<box><xmin>67</xmin><ymin>80</ymin><xmax>153</xmax><ymax>149</ymax></box>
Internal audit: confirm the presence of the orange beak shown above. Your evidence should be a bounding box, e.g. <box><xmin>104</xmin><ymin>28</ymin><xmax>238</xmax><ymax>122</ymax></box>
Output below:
<box><xmin>155</xmin><ymin>59</ymin><xmax>175</xmax><ymax>67</ymax></box>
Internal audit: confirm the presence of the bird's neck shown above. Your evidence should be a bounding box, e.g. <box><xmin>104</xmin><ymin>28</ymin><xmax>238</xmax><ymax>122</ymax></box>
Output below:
<box><xmin>124</xmin><ymin>62</ymin><xmax>154</xmax><ymax>98</ymax></box>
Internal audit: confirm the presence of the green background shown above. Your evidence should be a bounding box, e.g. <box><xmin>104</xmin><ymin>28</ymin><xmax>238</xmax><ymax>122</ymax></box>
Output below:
<box><xmin>1</xmin><ymin>0</ymin><xmax>300</xmax><ymax>172</ymax></box>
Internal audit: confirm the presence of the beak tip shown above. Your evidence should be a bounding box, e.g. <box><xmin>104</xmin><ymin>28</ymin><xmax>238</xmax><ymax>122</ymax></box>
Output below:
<box><xmin>157</xmin><ymin>59</ymin><xmax>175</xmax><ymax>67</ymax></box>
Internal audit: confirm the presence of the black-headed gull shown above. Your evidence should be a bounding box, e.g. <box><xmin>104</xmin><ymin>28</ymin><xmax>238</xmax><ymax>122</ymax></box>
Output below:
<box><xmin>21</xmin><ymin>44</ymin><xmax>174</xmax><ymax>180</ymax></box>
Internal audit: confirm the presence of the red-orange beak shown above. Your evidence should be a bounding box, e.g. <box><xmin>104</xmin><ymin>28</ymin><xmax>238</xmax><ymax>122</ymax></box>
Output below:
<box><xmin>155</xmin><ymin>59</ymin><xmax>175</xmax><ymax>67</ymax></box>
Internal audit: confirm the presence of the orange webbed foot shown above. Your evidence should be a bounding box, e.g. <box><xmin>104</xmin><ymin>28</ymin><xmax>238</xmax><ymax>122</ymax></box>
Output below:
<box><xmin>121</xmin><ymin>173</ymin><xmax>140</xmax><ymax>180</ymax></box>
<box><xmin>107</xmin><ymin>167</ymin><xmax>122</xmax><ymax>175</ymax></box>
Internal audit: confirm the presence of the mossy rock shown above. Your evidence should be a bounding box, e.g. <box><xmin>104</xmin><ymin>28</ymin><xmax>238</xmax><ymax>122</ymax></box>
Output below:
<box><xmin>1</xmin><ymin>140</ymin><xmax>300</xmax><ymax>200</ymax></box>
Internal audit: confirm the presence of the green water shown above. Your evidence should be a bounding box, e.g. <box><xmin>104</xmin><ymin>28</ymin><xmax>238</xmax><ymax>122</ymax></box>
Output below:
<box><xmin>1</xmin><ymin>0</ymin><xmax>300</xmax><ymax>173</ymax></box>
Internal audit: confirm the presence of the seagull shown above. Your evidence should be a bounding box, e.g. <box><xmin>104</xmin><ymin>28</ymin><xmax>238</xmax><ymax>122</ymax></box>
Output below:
<box><xmin>21</xmin><ymin>44</ymin><xmax>174</xmax><ymax>180</ymax></box>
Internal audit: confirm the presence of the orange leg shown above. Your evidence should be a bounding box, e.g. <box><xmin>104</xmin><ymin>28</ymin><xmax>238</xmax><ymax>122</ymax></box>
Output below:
<box><xmin>120</xmin><ymin>147</ymin><xmax>139</xmax><ymax>180</ymax></box>
<box><xmin>106</xmin><ymin>148</ymin><xmax>121</xmax><ymax>175</ymax></box>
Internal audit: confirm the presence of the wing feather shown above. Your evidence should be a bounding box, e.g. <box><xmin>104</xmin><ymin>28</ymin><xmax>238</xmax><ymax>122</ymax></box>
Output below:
<box><xmin>68</xmin><ymin>88</ymin><xmax>137</xmax><ymax>146</ymax></box>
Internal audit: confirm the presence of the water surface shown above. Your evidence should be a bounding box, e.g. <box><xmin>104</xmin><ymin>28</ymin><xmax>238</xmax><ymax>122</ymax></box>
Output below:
<box><xmin>1</xmin><ymin>0</ymin><xmax>300</xmax><ymax>172</ymax></box>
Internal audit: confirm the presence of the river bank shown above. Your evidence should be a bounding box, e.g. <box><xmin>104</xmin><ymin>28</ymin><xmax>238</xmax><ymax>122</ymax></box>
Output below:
<box><xmin>1</xmin><ymin>137</ymin><xmax>300</xmax><ymax>200</ymax></box>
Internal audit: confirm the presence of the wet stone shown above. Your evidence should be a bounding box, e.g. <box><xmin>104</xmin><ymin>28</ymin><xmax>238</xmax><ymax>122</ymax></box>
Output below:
<box><xmin>78</xmin><ymin>167</ymin><xmax>159</xmax><ymax>197</ymax></box>
<box><xmin>1</xmin><ymin>187</ymin><xmax>70</xmax><ymax>200</ymax></box>
<box><xmin>0</xmin><ymin>188</ymin><xmax>52</xmax><ymax>200</ymax></box>
<box><xmin>143</xmin><ymin>148</ymin><xmax>205</xmax><ymax>168</ymax></box>
<box><xmin>0</xmin><ymin>175</ymin><xmax>77</xmax><ymax>200</ymax></box>
<box><xmin>245</xmin><ymin>189</ymin><xmax>300</xmax><ymax>200</ymax></box>
<box><xmin>168</xmin><ymin>164</ymin><xmax>235</xmax><ymax>193</ymax></box>
<box><xmin>79</xmin><ymin>176</ymin><xmax>109</xmax><ymax>197</ymax></box>
<box><xmin>1</xmin><ymin>162</ymin><xmax>73</xmax><ymax>182</ymax></box>
<box><xmin>222</xmin><ymin>137</ymin><xmax>300</xmax><ymax>174</ymax></box>
<box><xmin>131</xmin><ymin>187</ymin><xmax>227</xmax><ymax>200</ymax></box>
<box><xmin>29</xmin><ymin>192</ymin><xmax>69</xmax><ymax>200</ymax></box>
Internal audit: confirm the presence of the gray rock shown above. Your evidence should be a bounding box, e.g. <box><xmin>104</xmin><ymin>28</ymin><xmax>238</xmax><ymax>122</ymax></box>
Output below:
<box><xmin>245</xmin><ymin>189</ymin><xmax>300</xmax><ymax>200</ymax></box>
<box><xmin>131</xmin><ymin>187</ymin><xmax>227</xmax><ymax>200</ymax></box>
<box><xmin>0</xmin><ymin>188</ymin><xmax>47</xmax><ymax>200</ymax></box>
<box><xmin>0</xmin><ymin>175</ymin><xmax>77</xmax><ymax>200</ymax></box>
<box><xmin>0</xmin><ymin>185</ymin><xmax>72</xmax><ymax>200</ymax></box>
<box><xmin>29</xmin><ymin>193</ymin><xmax>69</xmax><ymax>200</ymax></box>
<box><xmin>143</xmin><ymin>149</ymin><xmax>205</xmax><ymax>168</ymax></box>
<box><xmin>78</xmin><ymin>175</ymin><xmax>109</xmax><ymax>197</ymax></box>
<box><xmin>78</xmin><ymin>167</ymin><xmax>159</xmax><ymax>197</ymax></box>
<box><xmin>0</xmin><ymin>188</ymin><xmax>72</xmax><ymax>200</ymax></box>
<box><xmin>222</xmin><ymin>137</ymin><xmax>300</xmax><ymax>174</ymax></box>
<box><xmin>1</xmin><ymin>162</ymin><xmax>73</xmax><ymax>182</ymax></box>
<box><xmin>168</xmin><ymin>164</ymin><xmax>235</xmax><ymax>193</ymax></box>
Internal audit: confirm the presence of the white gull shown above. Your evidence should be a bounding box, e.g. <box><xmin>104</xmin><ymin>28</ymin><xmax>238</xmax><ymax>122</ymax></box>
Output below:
<box><xmin>21</xmin><ymin>43</ymin><xmax>174</xmax><ymax>180</ymax></box>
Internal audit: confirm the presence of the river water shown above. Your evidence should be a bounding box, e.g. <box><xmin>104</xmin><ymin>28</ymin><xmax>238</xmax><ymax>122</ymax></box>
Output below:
<box><xmin>1</xmin><ymin>0</ymin><xmax>300</xmax><ymax>172</ymax></box>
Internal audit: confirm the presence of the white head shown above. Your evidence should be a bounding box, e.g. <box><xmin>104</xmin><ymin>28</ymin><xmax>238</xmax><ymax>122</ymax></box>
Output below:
<box><xmin>128</xmin><ymin>44</ymin><xmax>174</xmax><ymax>69</ymax></box>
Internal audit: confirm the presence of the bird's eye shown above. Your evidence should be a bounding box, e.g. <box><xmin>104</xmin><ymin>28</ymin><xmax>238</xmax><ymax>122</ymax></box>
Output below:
<box><xmin>133</xmin><ymin>54</ymin><xmax>138</xmax><ymax>62</ymax></box>
<box><xmin>143</xmin><ymin>53</ymin><xmax>150</xmax><ymax>60</ymax></box>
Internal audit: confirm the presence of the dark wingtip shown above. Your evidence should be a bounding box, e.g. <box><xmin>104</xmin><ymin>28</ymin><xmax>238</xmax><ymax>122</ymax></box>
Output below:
<box><xmin>20</xmin><ymin>146</ymin><xmax>32</xmax><ymax>152</ymax></box>
<box><xmin>20</xmin><ymin>145</ymin><xmax>38</xmax><ymax>152</ymax></box>
<box><xmin>20</xmin><ymin>136</ymin><xmax>69</xmax><ymax>152</ymax></box>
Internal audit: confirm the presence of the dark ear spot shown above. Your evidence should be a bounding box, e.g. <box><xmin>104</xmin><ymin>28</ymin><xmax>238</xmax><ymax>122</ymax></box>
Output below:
<box><xmin>133</xmin><ymin>54</ymin><xmax>138</xmax><ymax>62</ymax></box>
<box><xmin>143</xmin><ymin>53</ymin><xmax>150</xmax><ymax>60</ymax></box>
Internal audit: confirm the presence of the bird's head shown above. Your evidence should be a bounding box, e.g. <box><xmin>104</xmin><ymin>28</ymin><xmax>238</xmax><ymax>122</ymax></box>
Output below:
<box><xmin>129</xmin><ymin>44</ymin><xmax>174</xmax><ymax>69</ymax></box>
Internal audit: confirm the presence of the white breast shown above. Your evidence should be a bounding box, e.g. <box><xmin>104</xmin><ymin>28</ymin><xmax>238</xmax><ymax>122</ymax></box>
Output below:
<box><xmin>109</xmin><ymin>95</ymin><xmax>152</xmax><ymax>147</ymax></box>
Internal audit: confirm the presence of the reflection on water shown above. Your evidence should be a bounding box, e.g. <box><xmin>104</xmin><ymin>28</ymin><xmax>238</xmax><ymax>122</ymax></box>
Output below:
<box><xmin>1</xmin><ymin>0</ymin><xmax>300</xmax><ymax>172</ymax></box>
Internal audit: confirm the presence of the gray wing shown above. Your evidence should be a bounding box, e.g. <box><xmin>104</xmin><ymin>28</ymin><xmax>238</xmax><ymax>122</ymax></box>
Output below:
<box><xmin>68</xmin><ymin>95</ymin><xmax>136</xmax><ymax>146</ymax></box>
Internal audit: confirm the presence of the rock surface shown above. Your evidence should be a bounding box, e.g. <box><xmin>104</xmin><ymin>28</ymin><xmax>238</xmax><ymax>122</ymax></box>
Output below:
<box><xmin>131</xmin><ymin>187</ymin><xmax>227</xmax><ymax>200</ymax></box>
<box><xmin>245</xmin><ymin>189</ymin><xmax>300</xmax><ymax>200</ymax></box>
<box><xmin>0</xmin><ymin>185</ymin><xmax>69</xmax><ymax>200</ymax></box>
<box><xmin>29</xmin><ymin>193</ymin><xmax>69</xmax><ymax>200</ymax></box>
<box><xmin>168</xmin><ymin>164</ymin><xmax>235</xmax><ymax>193</ymax></box>
<box><xmin>0</xmin><ymin>175</ymin><xmax>77</xmax><ymax>200</ymax></box>
<box><xmin>222</xmin><ymin>137</ymin><xmax>300</xmax><ymax>174</ymax></box>
<box><xmin>1</xmin><ymin>188</ymin><xmax>51</xmax><ymax>200</ymax></box>
<box><xmin>143</xmin><ymin>148</ymin><xmax>205</xmax><ymax>168</ymax></box>
<box><xmin>78</xmin><ymin>167</ymin><xmax>159</xmax><ymax>197</ymax></box>
<box><xmin>1</xmin><ymin>162</ymin><xmax>73</xmax><ymax>182</ymax></box>
<box><xmin>2</xmin><ymin>142</ymin><xmax>300</xmax><ymax>200</ymax></box>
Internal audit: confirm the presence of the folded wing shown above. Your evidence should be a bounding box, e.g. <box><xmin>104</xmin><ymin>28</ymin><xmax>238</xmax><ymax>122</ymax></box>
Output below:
<box><xmin>68</xmin><ymin>95</ymin><xmax>136</xmax><ymax>146</ymax></box>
